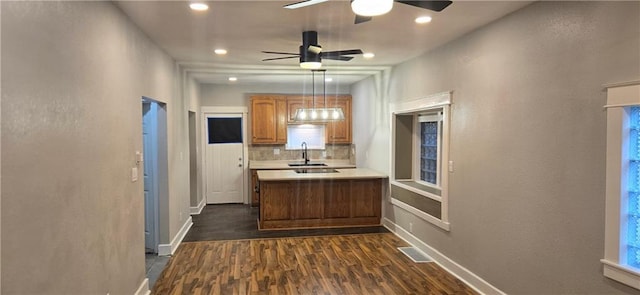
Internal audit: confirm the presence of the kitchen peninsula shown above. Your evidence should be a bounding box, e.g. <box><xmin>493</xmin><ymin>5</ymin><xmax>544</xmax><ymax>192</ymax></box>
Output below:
<box><xmin>257</xmin><ymin>168</ymin><xmax>387</xmax><ymax>230</ymax></box>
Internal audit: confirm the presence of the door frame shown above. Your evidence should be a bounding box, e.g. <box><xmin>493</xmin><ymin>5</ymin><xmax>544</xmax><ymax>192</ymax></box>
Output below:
<box><xmin>201</xmin><ymin>106</ymin><xmax>249</xmax><ymax>204</ymax></box>
<box><xmin>142</xmin><ymin>97</ymin><xmax>169</xmax><ymax>254</ymax></box>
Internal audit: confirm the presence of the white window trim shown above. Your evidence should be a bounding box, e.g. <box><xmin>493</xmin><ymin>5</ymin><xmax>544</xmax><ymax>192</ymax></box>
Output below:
<box><xmin>414</xmin><ymin>112</ymin><xmax>443</xmax><ymax>188</ymax></box>
<box><xmin>390</xmin><ymin>91</ymin><xmax>451</xmax><ymax>227</ymax></box>
<box><xmin>602</xmin><ymin>81</ymin><xmax>640</xmax><ymax>289</ymax></box>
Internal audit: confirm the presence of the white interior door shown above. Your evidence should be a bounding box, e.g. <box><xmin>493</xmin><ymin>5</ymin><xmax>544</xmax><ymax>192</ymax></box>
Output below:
<box><xmin>205</xmin><ymin>113</ymin><xmax>244</xmax><ymax>204</ymax></box>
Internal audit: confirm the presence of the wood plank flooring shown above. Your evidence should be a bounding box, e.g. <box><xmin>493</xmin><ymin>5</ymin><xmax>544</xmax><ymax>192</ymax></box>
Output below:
<box><xmin>153</xmin><ymin>233</ymin><xmax>477</xmax><ymax>294</ymax></box>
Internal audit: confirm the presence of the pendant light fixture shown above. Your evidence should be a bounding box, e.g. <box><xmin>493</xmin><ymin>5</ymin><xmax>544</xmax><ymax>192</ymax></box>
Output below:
<box><xmin>294</xmin><ymin>70</ymin><xmax>345</xmax><ymax>122</ymax></box>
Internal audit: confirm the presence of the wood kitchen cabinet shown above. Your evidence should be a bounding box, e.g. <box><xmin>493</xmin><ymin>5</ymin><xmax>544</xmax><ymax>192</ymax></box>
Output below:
<box><xmin>250</xmin><ymin>95</ymin><xmax>287</xmax><ymax>144</ymax></box>
<box><xmin>259</xmin><ymin>178</ymin><xmax>382</xmax><ymax>230</ymax></box>
<box><xmin>251</xmin><ymin>170</ymin><xmax>259</xmax><ymax>207</ymax></box>
<box><xmin>325</xmin><ymin>96</ymin><xmax>352</xmax><ymax>144</ymax></box>
<box><xmin>286</xmin><ymin>95</ymin><xmax>326</xmax><ymax>123</ymax></box>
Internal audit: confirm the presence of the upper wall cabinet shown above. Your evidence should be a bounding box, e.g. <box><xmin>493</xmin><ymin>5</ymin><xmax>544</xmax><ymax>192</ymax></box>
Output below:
<box><xmin>250</xmin><ymin>95</ymin><xmax>287</xmax><ymax>144</ymax></box>
<box><xmin>325</xmin><ymin>96</ymin><xmax>352</xmax><ymax>144</ymax></box>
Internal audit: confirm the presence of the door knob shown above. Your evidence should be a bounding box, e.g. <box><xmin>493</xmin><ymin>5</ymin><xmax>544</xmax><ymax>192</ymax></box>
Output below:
<box><xmin>238</xmin><ymin>164</ymin><xmax>243</xmax><ymax>167</ymax></box>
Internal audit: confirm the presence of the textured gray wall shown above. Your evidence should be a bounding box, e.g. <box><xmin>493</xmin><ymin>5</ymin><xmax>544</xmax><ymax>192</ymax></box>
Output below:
<box><xmin>352</xmin><ymin>1</ymin><xmax>640</xmax><ymax>293</ymax></box>
<box><xmin>1</xmin><ymin>1</ymin><xmax>189</xmax><ymax>293</ymax></box>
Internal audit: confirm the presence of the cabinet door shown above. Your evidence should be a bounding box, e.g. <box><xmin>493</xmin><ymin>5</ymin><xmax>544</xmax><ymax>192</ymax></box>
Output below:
<box><xmin>287</xmin><ymin>97</ymin><xmax>309</xmax><ymax>123</ymax></box>
<box><xmin>326</xmin><ymin>97</ymin><xmax>352</xmax><ymax>143</ymax></box>
<box><xmin>275</xmin><ymin>98</ymin><xmax>287</xmax><ymax>144</ymax></box>
<box><xmin>251</xmin><ymin>170</ymin><xmax>259</xmax><ymax>207</ymax></box>
<box><xmin>350</xmin><ymin>179</ymin><xmax>381</xmax><ymax>218</ymax></box>
<box><xmin>251</xmin><ymin>97</ymin><xmax>277</xmax><ymax>143</ymax></box>
<box><xmin>261</xmin><ymin>182</ymin><xmax>292</xmax><ymax>221</ymax></box>
<box><xmin>293</xmin><ymin>181</ymin><xmax>324</xmax><ymax>219</ymax></box>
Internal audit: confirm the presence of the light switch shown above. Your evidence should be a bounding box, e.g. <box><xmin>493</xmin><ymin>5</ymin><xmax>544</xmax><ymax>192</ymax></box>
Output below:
<box><xmin>131</xmin><ymin>167</ymin><xmax>138</xmax><ymax>182</ymax></box>
<box><xmin>135</xmin><ymin>151</ymin><xmax>143</xmax><ymax>164</ymax></box>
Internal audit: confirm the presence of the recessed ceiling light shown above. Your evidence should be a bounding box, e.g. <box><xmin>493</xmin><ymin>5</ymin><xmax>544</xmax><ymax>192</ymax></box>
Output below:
<box><xmin>363</xmin><ymin>52</ymin><xmax>375</xmax><ymax>59</ymax></box>
<box><xmin>189</xmin><ymin>2</ymin><xmax>209</xmax><ymax>11</ymax></box>
<box><xmin>214</xmin><ymin>49</ymin><xmax>227</xmax><ymax>55</ymax></box>
<box><xmin>228</xmin><ymin>77</ymin><xmax>238</xmax><ymax>82</ymax></box>
<box><xmin>415</xmin><ymin>16</ymin><xmax>432</xmax><ymax>24</ymax></box>
<box><xmin>325</xmin><ymin>77</ymin><xmax>333</xmax><ymax>82</ymax></box>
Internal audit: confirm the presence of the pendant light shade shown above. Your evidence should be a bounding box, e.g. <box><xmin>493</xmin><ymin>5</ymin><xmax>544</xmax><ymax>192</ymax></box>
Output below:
<box><xmin>293</xmin><ymin>70</ymin><xmax>345</xmax><ymax>122</ymax></box>
<box><xmin>351</xmin><ymin>0</ymin><xmax>393</xmax><ymax>17</ymax></box>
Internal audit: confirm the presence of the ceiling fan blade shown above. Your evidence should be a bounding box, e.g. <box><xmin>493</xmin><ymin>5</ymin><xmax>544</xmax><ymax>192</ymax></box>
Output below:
<box><xmin>396</xmin><ymin>0</ymin><xmax>452</xmax><ymax>12</ymax></box>
<box><xmin>262</xmin><ymin>56</ymin><xmax>299</xmax><ymax>61</ymax></box>
<box><xmin>262</xmin><ymin>51</ymin><xmax>300</xmax><ymax>55</ymax></box>
<box><xmin>283</xmin><ymin>0</ymin><xmax>328</xmax><ymax>9</ymax></box>
<box><xmin>321</xmin><ymin>49</ymin><xmax>363</xmax><ymax>57</ymax></box>
<box><xmin>322</xmin><ymin>56</ymin><xmax>354</xmax><ymax>61</ymax></box>
<box><xmin>354</xmin><ymin>15</ymin><xmax>373</xmax><ymax>24</ymax></box>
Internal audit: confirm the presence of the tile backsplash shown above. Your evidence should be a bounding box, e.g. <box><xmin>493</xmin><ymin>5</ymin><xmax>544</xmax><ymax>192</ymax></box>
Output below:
<box><xmin>250</xmin><ymin>144</ymin><xmax>355</xmax><ymax>163</ymax></box>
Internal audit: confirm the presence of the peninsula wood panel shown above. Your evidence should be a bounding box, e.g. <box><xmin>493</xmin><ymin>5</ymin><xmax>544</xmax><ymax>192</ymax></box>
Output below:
<box><xmin>260</xmin><ymin>182</ymin><xmax>291</xmax><ymax>221</ymax></box>
<box><xmin>259</xmin><ymin>178</ymin><xmax>382</xmax><ymax>229</ymax></box>
<box><xmin>352</xmin><ymin>179</ymin><xmax>382</xmax><ymax>218</ymax></box>
<box><xmin>324</xmin><ymin>181</ymin><xmax>350</xmax><ymax>218</ymax></box>
<box><xmin>152</xmin><ymin>234</ymin><xmax>478</xmax><ymax>294</ymax></box>
<box><xmin>293</xmin><ymin>181</ymin><xmax>324</xmax><ymax>220</ymax></box>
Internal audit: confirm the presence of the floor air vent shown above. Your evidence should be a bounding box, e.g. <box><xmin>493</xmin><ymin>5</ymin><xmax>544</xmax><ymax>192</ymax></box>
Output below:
<box><xmin>398</xmin><ymin>247</ymin><xmax>433</xmax><ymax>263</ymax></box>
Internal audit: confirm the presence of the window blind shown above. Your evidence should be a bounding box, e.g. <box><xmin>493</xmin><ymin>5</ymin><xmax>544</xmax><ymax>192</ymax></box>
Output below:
<box><xmin>627</xmin><ymin>107</ymin><xmax>640</xmax><ymax>268</ymax></box>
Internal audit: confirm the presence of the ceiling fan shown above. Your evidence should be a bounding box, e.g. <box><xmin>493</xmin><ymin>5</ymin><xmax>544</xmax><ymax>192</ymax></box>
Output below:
<box><xmin>284</xmin><ymin>0</ymin><xmax>453</xmax><ymax>24</ymax></box>
<box><xmin>261</xmin><ymin>31</ymin><xmax>363</xmax><ymax>69</ymax></box>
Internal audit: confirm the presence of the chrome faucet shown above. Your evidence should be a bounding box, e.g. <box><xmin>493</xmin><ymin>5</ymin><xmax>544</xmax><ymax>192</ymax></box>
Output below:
<box><xmin>301</xmin><ymin>142</ymin><xmax>309</xmax><ymax>165</ymax></box>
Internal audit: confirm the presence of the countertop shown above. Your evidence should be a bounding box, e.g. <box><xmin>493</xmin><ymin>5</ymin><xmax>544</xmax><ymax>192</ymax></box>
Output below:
<box><xmin>249</xmin><ymin>159</ymin><xmax>356</xmax><ymax>170</ymax></box>
<box><xmin>257</xmin><ymin>168</ymin><xmax>387</xmax><ymax>181</ymax></box>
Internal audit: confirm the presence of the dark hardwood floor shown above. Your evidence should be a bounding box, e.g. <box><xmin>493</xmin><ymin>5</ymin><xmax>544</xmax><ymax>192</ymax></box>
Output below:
<box><xmin>183</xmin><ymin>204</ymin><xmax>389</xmax><ymax>242</ymax></box>
<box><xmin>153</xmin><ymin>233</ymin><xmax>478</xmax><ymax>294</ymax></box>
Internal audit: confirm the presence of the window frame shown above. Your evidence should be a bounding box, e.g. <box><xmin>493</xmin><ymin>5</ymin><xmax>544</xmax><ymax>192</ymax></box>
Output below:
<box><xmin>602</xmin><ymin>81</ymin><xmax>640</xmax><ymax>289</ymax></box>
<box><xmin>390</xmin><ymin>91</ymin><xmax>451</xmax><ymax>230</ymax></box>
<box><xmin>414</xmin><ymin>112</ymin><xmax>443</xmax><ymax>188</ymax></box>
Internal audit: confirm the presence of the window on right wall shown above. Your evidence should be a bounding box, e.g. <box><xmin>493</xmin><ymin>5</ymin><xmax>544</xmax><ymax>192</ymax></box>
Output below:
<box><xmin>390</xmin><ymin>91</ymin><xmax>451</xmax><ymax>231</ymax></box>
<box><xmin>602</xmin><ymin>82</ymin><xmax>640</xmax><ymax>290</ymax></box>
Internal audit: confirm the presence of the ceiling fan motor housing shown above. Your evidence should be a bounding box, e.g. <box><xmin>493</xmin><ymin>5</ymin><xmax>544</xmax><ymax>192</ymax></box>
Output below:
<box><xmin>300</xmin><ymin>31</ymin><xmax>320</xmax><ymax>62</ymax></box>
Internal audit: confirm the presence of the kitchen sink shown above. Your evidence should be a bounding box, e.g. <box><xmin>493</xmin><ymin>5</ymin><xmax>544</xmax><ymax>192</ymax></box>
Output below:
<box><xmin>294</xmin><ymin>168</ymin><xmax>339</xmax><ymax>174</ymax></box>
<box><xmin>288</xmin><ymin>162</ymin><xmax>327</xmax><ymax>167</ymax></box>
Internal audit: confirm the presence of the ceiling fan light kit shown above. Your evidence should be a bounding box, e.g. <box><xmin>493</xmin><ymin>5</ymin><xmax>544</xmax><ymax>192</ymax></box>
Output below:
<box><xmin>351</xmin><ymin>0</ymin><xmax>393</xmax><ymax>17</ymax></box>
<box><xmin>294</xmin><ymin>70</ymin><xmax>345</xmax><ymax>122</ymax></box>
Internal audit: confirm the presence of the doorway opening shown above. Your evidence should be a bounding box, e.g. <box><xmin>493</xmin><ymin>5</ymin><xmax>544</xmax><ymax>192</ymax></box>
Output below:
<box><xmin>142</xmin><ymin>98</ymin><xmax>168</xmax><ymax>254</ymax></box>
<box><xmin>188</xmin><ymin>111</ymin><xmax>200</xmax><ymax>212</ymax></box>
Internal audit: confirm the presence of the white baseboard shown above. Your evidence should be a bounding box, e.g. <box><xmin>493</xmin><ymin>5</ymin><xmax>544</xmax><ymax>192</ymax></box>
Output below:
<box><xmin>134</xmin><ymin>278</ymin><xmax>150</xmax><ymax>295</ymax></box>
<box><xmin>190</xmin><ymin>198</ymin><xmax>206</xmax><ymax>215</ymax></box>
<box><xmin>383</xmin><ymin>218</ymin><xmax>505</xmax><ymax>295</ymax></box>
<box><xmin>158</xmin><ymin>216</ymin><xmax>193</xmax><ymax>256</ymax></box>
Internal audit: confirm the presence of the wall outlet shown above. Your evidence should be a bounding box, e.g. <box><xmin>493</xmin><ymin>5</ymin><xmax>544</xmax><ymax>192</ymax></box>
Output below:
<box><xmin>322</xmin><ymin>151</ymin><xmax>327</xmax><ymax>158</ymax></box>
<box><xmin>448</xmin><ymin>160</ymin><xmax>454</xmax><ymax>172</ymax></box>
<box><xmin>274</xmin><ymin>148</ymin><xmax>280</xmax><ymax>155</ymax></box>
<box><xmin>409</xmin><ymin>222</ymin><xmax>413</xmax><ymax>233</ymax></box>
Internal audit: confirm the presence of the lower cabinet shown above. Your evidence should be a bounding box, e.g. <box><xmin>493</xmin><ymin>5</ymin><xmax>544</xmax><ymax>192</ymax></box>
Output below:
<box><xmin>259</xmin><ymin>178</ymin><xmax>382</xmax><ymax>229</ymax></box>
<box><xmin>251</xmin><ymin>170</ymin><xmax>259</xmax><ymax>207</ymax></box>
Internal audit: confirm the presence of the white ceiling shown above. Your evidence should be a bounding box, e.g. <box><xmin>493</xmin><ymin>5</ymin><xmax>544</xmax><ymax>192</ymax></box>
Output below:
<box><xmin>116</xmin><ymin>0</ymin><xmax>532</xmax><ymax>85</ymax></box>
